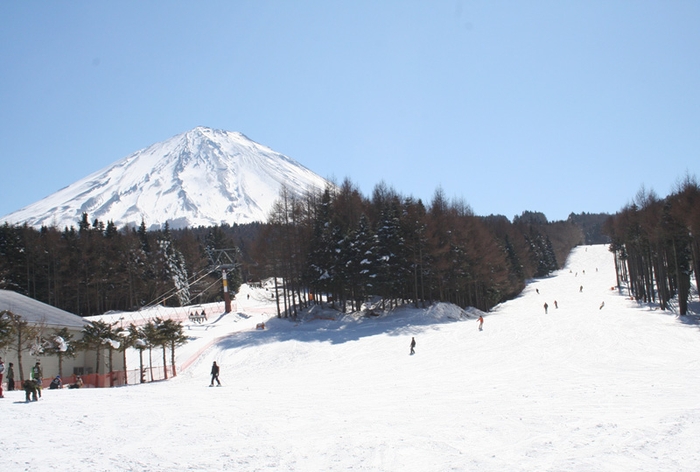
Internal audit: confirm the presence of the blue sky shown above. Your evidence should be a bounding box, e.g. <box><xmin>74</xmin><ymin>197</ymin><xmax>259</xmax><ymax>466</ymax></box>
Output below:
<box><xmin>1</xmin><ymin>1</ymin><xmax>698</xmax><ymax>223</ymax></box>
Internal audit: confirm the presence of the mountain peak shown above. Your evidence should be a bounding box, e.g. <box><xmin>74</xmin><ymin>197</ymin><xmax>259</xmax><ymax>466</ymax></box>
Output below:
<box><xmin>2</xmin><ymin>128</ymin><xmax>329</xmax><ymax>230</ymax></box>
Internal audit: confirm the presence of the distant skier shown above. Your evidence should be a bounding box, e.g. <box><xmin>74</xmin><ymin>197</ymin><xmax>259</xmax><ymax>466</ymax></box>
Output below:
<box><xmin>580</xmin><ymin>285</ymin><xmax>583</xmax><ymax>293</ymax></box>
<box><xmin>536</xmin><ymin>288</ymin><xmax>540</xmax><ymax>294</ymax></box>
<box><xmin>210</xmin><ymin>361</ymin><xmax>221</xmax><ymax>387</ymax></box>
<box><xmin>554</xmin><ymin>300</ymin><xmax>558</xmax><ymax>309</ymax></box>
<box><xmin>477</xmin><ymin>315</ymin><xmax>484</xmax><ymax>331</ymax></box>
<box><xmin>599</xmin><ymin>301</ymin><xmax>605</xmax><ymax>310</ymax></box>
<box><xmin>410</xmin><ymin>337</ymin><xmax>416</xmax><ymax>355</ymax></box>
<box><xmin>543</xmin><ymin>302</ymin><xmax>549</xmax><ymax>314</ymax></box>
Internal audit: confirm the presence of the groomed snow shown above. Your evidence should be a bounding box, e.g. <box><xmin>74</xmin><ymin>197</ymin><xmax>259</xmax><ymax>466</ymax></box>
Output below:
<box><xmin>3</xmin><ymin>244</ymin><xmax>700</xmax><ymax>471</ymax></box>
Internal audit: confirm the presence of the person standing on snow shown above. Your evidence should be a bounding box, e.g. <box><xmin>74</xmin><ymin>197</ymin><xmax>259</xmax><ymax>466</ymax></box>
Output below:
<box><xmin>543</xmin><ymin>302</ymin><xmax>549</xmax><ymax>314</ymax></box>
<box><xmin>410</xmin><ymin>337</ymin><xmax>416</xmax><ymax>355</ymax></box>
<box><xmin>6</xmin><ymin>362</ymin><xmax>15</xmax><ymax>391</ymax></box>
<box><xmin>31</xmin><ymin>361</ymin><xmax>43</xmax><ymax>398</ymax></box>
<box><xmin>0</xmin><ymin>357</ymin><xmax>5</xmax><ymax>398</ymax></box>
<box><xmin>210</xmin><ymin>361</ymin><xmax>221</xmax><ymax>387</ymax></box>
<box><xmin>477</xmin><ymin>315</ymin><xmax>484</xmax><ymax>331</ymax></box>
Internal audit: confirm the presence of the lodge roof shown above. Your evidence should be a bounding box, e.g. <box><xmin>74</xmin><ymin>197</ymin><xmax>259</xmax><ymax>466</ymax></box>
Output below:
<box><xmin>0</xmin><ymin>290</ymin><xmax>91</xmax><ymax>329</ymax></box>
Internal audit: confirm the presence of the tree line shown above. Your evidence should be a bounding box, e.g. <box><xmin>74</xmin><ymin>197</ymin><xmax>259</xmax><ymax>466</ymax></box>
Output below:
<box><xmin>1</xmin><ymin>182</ymin><xmax>587</xmax><ymax>319</ymax></box>
<box><xmin>0</xmin><ymin>213</ymin><xmax>243</xmax><ymax>317</ymax></box>
<box><xmin>253</xmin><ymin>180</ymin><xmax>584</xmax><ymax>316</ymax></box>
<box><xmin>603</xmin><ymin>175</ymin><xmax>700</xmax><ymax>316</ymax></box>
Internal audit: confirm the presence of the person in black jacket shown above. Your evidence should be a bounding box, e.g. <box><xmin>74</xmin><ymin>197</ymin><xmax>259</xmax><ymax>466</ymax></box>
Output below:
<box><xmin>6</xmin><ymin>362</ymin><xmax>14</xmax><ymax>391</ymax></box>
<box><xmin>410</xmin><ymin>337</ymin><xmax>416</xmax><ymax>355</ymax></box>
<box><xmin>210</xmin><ymin>361</ymin><xmax>221</xmax><ymax>387</ymax></box>
<box><xmin>49</xmin><ymin>375</ymin><xmax>63</xmax><ymax>389</ymax></box>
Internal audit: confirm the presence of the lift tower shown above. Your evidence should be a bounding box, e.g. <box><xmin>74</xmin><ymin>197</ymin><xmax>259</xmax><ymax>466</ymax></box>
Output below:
<box><xmin>206</xmin><ymin>248</ymin><xmax>241</xmax><ymax>313</ymax></box>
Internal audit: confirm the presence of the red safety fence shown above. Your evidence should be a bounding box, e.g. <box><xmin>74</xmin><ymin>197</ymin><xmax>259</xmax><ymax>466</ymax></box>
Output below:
<box><xmin>7</xmin><ymin>365</ymin><xmax>180</xmax><ymax>390</ymax></box>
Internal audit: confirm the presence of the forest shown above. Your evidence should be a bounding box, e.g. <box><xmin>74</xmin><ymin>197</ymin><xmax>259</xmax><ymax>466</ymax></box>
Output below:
<box><xmin>603</xmin><ymin>175</ymin><xmax>700</xmax><ymax>316</ymax></box>
<box><xmin>251</xmin><ymin>180</ymin><xmax>583</xmax><ymax>316</ymax></box>
<box><xmin>0</xmin><ymin>214</ymin><xmax>245</xmax><ymax>316</ymax></box>
<box><xmin>0</xmin><ymin>180</ymin><xmax>590</xmax><ymax>318</ymax></box>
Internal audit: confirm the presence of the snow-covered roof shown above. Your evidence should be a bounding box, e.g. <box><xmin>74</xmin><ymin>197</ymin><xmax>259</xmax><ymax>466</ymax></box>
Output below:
<box><xmin>0</xmin><ymin>290</ymin><xmax>90</xmax><ymax>329</ymax></box>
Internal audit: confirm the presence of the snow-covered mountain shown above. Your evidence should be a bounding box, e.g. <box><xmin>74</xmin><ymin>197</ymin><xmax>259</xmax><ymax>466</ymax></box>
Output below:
<box><xmin>2</xmin><ymin>127</ymin><xmax>330</xmax><ymax>230</ymax></box>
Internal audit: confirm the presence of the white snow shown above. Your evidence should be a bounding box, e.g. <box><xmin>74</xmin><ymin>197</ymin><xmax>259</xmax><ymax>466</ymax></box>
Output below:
<box><xmin>3</xmin><ymin>244</ymin><xmax>700</xmax><ymax>471</ymax></box>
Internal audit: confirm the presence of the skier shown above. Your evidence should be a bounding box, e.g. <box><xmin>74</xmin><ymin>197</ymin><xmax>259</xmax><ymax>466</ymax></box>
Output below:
<box><xmin>477</xmin><ymin>315</ymin><xmax>484</xmax><ymax>331</ymax></box>
<box><xmin>599</xmin><ymin>301</ymin><xmax>605</xmax><ymax>310</ymax></box>
<box><xmin>554</xmin><ymin>300</ymin><xmax>558</xmax><ymax>309</ymax></box>
<box><xmin>543</xmin><ymin>302</ymin><xmax>549</xmax><ymax>314</ymax></box>
<box><xmin>410</xmin><ymin>337</ymin><xmax>416</xmax><ymax>355</ymax></box>
<box><xmin>210</xmin><ymin>361</ymin><xmax>221</xmax><ymax>387</ymax></box>
<box><xmin>580</xmin><ymin>285</ymin><xmax>583</xmax><ymax>293</ymax></box>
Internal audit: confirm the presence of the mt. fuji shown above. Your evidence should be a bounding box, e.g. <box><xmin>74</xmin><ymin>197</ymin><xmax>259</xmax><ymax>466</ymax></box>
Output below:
<box><xmin>2</xmin><ymin>127</ymin><xmax>330</xmax><ymax>230</ymax></box>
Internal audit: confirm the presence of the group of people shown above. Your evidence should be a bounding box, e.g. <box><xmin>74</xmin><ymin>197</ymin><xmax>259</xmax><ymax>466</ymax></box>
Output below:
<box><xmin>0</xmin><ymin>359</ymin><xmax>83</xmax><ymax>402</ymax></box>
<box><xmin>189</xmin><ymin>309</ymin><xmax>208</xmax><ymax>324</ymax></box>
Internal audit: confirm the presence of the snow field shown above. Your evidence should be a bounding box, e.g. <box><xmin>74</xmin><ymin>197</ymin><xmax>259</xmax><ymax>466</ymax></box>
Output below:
<box><xmin>2</xmin><ymin>244</ymin><xmax>700</xmax><ymax>471</ymax></box>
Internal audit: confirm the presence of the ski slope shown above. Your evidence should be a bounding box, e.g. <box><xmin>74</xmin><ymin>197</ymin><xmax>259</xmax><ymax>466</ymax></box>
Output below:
<box><xmin>3</xmin><ymin>245</ymin><xmax>700</xmax><ymax>471</ymax></box>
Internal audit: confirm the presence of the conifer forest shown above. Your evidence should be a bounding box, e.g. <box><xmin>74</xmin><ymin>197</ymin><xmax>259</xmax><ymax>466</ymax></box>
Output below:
<box><xmin>604</xmin><ymin>176</ymin><xmax>700</xmax><ymax>316</ymax></box>
<box><xmin>7</xmin><ymin>175</ymin><xmax>698</xmax><ymax>319</ymax></box>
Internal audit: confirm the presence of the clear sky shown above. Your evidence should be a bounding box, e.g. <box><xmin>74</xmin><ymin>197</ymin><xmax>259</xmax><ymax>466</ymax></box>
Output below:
<box><xmin>1</xmin><ymin>1</ymin><xmax>698</xmax><ymax>222</ymax></box>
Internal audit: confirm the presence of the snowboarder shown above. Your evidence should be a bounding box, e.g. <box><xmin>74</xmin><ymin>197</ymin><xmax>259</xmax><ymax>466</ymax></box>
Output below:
<box><xmin>410</xmin><ymin>337</ymin><xmax>416</xmax><ymax>355</ymax></box>
<box><xmin>210</xmin><ymin>361</ymin><xmax>221</xmax><ymax>386</ymax></box>
<box><xmin>477</xmin><ymin>315</ymin><xmax>484</xmax><ymax>331</ymax></box>
<box><xmin>6</xmin><ymin>362</ymin><xmax>14</xmax><ymax>391</ymax></box>
<box><xmin>543</xmin><ymin>302</ymin><xmax>549</xmax><ymax>314</ymax></box>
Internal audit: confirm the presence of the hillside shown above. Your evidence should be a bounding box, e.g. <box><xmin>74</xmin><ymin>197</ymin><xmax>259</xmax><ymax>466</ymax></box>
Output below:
<box><xmin>3</xmin><ymin>244</ymin><xmax>700</xmax><ymax>471</ymax></box>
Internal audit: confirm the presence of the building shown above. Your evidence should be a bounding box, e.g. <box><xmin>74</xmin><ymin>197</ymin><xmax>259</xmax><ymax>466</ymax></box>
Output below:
<box><xmin>0</xmin><ymin>289</ymin><xmax>124</xmax><ymax>388</ymax></box>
